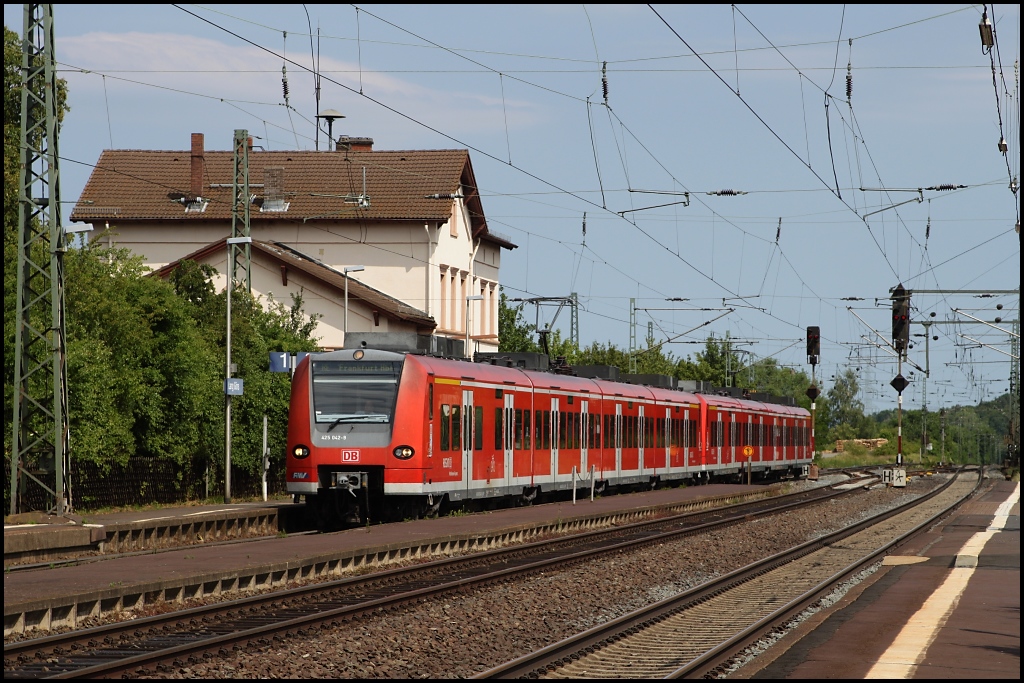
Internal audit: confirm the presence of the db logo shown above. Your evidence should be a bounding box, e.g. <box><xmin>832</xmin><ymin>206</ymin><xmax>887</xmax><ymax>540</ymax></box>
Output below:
<box><xmin>341</xmin><ymin>450</ymin><xmax>360</xmax><ymax>462</ymax></box>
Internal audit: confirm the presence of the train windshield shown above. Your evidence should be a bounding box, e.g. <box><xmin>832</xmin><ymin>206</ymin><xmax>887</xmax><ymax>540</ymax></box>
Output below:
<box><xmin>310</xmin><ymin>360</ymin><xmax>402</xmax><ymax>427</ymax></box>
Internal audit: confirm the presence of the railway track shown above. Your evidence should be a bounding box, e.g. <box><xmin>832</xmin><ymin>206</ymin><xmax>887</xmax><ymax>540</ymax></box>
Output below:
<box><xmin>4</xmin><ymin>480</ymin><xmax>865</xmax><ymax>678</ymax></box>
<box><xmin>474</xmin><ymin>469</ymin><xmax>978</xmax><ymax>679</ymax></box>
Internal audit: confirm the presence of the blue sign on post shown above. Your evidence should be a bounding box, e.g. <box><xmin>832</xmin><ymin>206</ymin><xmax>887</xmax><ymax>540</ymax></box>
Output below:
<box><xmin>225</xmin><ymin>378</ymin><xmax>244</xmax><ymax>395</ymax></box>
<box><xmin>268</xmin><ymin>352</ymin><xmax>291</xmax><ymax>373</ymax></box>
<box><xmin>295</xmin><ymin>351</ymin><xmax>311</xmax><ymax>368</ymax></box>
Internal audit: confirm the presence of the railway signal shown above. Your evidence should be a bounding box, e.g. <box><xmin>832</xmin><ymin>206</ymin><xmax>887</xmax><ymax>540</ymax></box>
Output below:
<box><xmin>806</xmin><ymin>326</ymin><xmax>820</xmax><ymax>365</ymax></box>
<box><xmin>891</xmin><ymin>284</ymin><xmax>910</xmax><ymax>357</ymax></box>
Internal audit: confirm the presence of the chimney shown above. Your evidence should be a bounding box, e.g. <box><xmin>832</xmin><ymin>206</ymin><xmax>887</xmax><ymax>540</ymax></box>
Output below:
<box><xmin>190</xmin><ymin>133</ymin><xmax>204</xmax><ymax>198</ymax></box>
<box><xmin>336</xmin><ymin>136</ymin><xmax>373</xmax><ymax>152</ymax></box>
<box><xmin>247</xmin><ymin>136</ymin><xmax>253</xmax><ymax>151</ymax></box>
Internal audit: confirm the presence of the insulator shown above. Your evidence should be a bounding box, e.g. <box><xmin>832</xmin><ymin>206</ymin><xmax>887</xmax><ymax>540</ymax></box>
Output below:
<box><xmin>846</xmin><ymin>71</ymin><xmax>852</xmax><ymax>99</ymax></box>
<box><xmin>718</xmin><ymin>189</ymin><xmax>739</xmax><ymax>195</ymax></box>
<box><xmin>925</xmin><ymin>221</ymin><xmax>930</xmax><ymax>240</ymax></box>
<box><xmin>602</xmin><ymin>61</ymin><xmax>608</xmax><ymax>102</ymax></box>
<box><xmin>933</xmin><ymin>184</ymin><xmax>957</xmax><ymax>191</ymax></box>
<box><xmin>282</xmin><ymin>77</ymin><xmax>290</xmax><ymax>101</ymax></box>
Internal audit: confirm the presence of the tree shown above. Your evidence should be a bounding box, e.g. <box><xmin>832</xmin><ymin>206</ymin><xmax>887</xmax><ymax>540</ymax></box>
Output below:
<box><xmin>826</xmin><ymin>368</ymin><xmax>866</xmax><ymax>441</ymax></box>
<box><xmin>498</xmin><ymin>292</ymin><xmax>540</xmax><ymax>353</ymax></box>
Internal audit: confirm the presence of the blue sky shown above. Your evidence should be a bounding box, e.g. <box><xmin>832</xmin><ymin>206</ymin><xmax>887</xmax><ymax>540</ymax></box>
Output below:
<box><xmin>5</xmin><ymin>4</ymin><xmax>1020</xmax><ymax>413</ymax></box>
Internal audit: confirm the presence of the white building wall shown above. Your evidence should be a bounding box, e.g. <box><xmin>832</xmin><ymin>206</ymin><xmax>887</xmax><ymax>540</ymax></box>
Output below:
<box><xmin>88</xmin><ymin>204</ymin><xmax>501</xmax><ymax>353</ymax></box>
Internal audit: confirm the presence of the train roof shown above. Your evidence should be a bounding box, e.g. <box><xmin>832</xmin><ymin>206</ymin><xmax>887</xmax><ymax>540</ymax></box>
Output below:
<box><xmin>308</xmin><ymin>349</ymin><xmax>808</xmax><ymax>417</ymax></box>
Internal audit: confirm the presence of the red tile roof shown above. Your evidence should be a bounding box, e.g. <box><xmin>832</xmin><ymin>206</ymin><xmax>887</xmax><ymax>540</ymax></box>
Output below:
<box><xmin>70</xmin><ymin>147</ymin><xmax>515</xmax><ymax>249</ymax></box>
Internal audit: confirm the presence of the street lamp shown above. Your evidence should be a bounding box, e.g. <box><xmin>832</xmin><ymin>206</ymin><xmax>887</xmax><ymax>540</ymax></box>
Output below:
<box><xmin>224</xmin><ymin>236</ymin><xmax>252</xmax><ymax>504</ymax></box>
<box><xmin>343</xmin><ymin>265</ymin><xmax>365</xmax><ymax>342</ymax></box>
<box><xmin>466</xmin><ymin>294</ymin><xmax>484</xmax><ymax>358</ymax></box>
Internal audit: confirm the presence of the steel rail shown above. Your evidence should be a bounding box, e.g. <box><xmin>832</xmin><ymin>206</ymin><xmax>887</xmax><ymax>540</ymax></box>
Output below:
<box><xmin>474</xmin><ymin>469</ymin><xmax>975</xmax><ymax>679</ymax></box>
<box><xmin>5</xmin><ymin>482</ymin><xmax>859</xmax><ymax>678</ymax></box>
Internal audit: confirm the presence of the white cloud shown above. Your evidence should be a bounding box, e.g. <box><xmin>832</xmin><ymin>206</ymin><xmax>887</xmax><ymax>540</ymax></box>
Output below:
<box><xmin>58</xmin><ymin>31</ymin><xmax>544</xmax><ymax>139</ymax></box>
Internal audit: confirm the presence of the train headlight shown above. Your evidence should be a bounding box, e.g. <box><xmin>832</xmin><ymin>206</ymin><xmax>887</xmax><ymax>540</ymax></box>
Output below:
<box><xmin>292</xmin><ymin>444</ymin><xmax>311</xmax><ymax>459</ymax></box>
<box><xmin>392</xmin><ymin>445</ymin><xmax>415</xmax><ymax>460</ymax></box>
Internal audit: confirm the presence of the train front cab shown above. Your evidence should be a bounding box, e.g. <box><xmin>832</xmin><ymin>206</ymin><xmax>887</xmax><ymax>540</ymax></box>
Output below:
<box><xmin>286</xmin><ymin>349</ymin><xmax>429</xmax><ymax>524</ymax></box>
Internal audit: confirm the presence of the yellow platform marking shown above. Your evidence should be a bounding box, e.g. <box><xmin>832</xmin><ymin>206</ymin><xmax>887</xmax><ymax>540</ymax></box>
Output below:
<box><xmin>882</xmin><ymin>556</ymin><xmax>930</xmax><ymax>566</ymax></box>
<box><xmin>866</xmin><ymin>483</ymin><xmax>1020</xmax><ymax>679</ymax></box>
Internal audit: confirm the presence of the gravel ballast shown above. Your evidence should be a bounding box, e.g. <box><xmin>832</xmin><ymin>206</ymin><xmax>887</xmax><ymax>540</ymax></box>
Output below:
<box><xmin>135</xmin><ymin>474</ymin><xmax>944</xmax><ymax>679</ymax></box>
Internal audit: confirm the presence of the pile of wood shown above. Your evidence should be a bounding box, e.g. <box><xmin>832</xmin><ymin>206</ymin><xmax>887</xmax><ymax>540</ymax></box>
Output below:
<box><xmin>834</xmin><ymin>438</ymin><xmax>888</xmax><ymax>452</ymax></box>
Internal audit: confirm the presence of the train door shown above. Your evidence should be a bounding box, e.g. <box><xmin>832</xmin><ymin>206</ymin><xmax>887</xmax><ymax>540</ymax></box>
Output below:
<box><xmin>580</xmin><ymin>399</ymin><xmax>589</xmax><ymax>478</ymax></box>
<box><xmin>745</xmin><ymin>413</ymin><xmax>753</xmax><ymax>462</ymax></box>
<box><xmin>550</xmin><ymin>396</ymin><xmax>560</xmax><ymax>485</ymax></box>
<box><xmin>461</xmin><ymin>389</ymin><xmax>474</xmax><ymax>494</ymax></box>
<box><xmin>711</xmin><ymin>410</ymin><xmax>722</xmax><ymax>467</ymax></box>
<box><xmin>503</xmin><ymin>391</ymin><xmax>515</xmax><ymax>485</ymax></box>
<box><xmin>615</xmin><ymin>402</ymin><xmax>623</xmax><ymax>481</ymax></box>
<box><xmin>723</xmin><ymin>410</ymin><xmax>734</xmax><ymax>466</ymax></box>
<box><xmin>637</xmin><ymin>404</ymin><xmax>646</xmax><ymax>476</ymax></box>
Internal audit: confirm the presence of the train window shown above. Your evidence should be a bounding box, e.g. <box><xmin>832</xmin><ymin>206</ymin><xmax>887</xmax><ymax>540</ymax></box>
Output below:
<box><xmin>495</xmin><ymin>388</ymin><xmax>503</xmax><ymax>399</ymax></box>
<box><xmin>523</xmin><ymin>409</ymin><xmax>531</xmax><ymax>449</ymax></box>
<box><xmin>535</xmin><ymin>410</ymin><xmax>543</xmax><ymax>450</ymax></box>
<box><xmin>311</xmin><ymin>360</ymin><xmax>401</xmax><ymax>424</ymax></box>
<box><xmin>440</xmin><ymin>404</ymin><xmax>450</xmax><ymax>451</ymax></box>
<box><xmin>593</xmin><ymin>415</ymin><xmax>601</xmax><ymax>449</ymax></box>
<box><xmin>567</xmin><ymin>394</ymin><xmax>574</xmax><ymax>405</ymax></box>
<box><xmin>429</xmin><ymin>384</ymin><xmax>434</xmax><ymax>420</ymax></box>
<box><xmin>604</xmin><ymin>414</ymin><xmax>612</xmax><ymax>449</ymax></box>
<box><xmin>495</xmin><ymin>408</ymin><xmax>503</xmax><ymax>450</ymax></box>
<box><xmin>574</xmin><ymin>412</ymin><xmax>582</xmax><ymax>449</ymax></box>
<box><xmin>543</xmin><ymin>411</ymin><xmax>551</xmax><ymax>450</ymax></box>
<box><xmin>474</xmin><ymin>406</ymin><xmax>483</xmax><ymax>451</ymax></box>
<box><xmin>514</xmin><ymin>409</ymin><xmax>523</xmax><ymax>449</ymax></box>
<box><xmin>451</xmin><ymin>405</ymin><xmax>461</xmax><ymax>450</ymax></box>
<box><xmin>558</xmin><ymin>412</ymin><xmax>567</xmax><ymax>449</ymax></box>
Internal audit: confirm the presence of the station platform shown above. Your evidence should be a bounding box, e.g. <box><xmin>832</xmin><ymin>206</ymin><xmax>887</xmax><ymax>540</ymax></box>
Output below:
<box><xmin>4</xmin><ymin>501</ymin><xmax>297</xmax><ymax>565</ymax></box>
<box><xmin>4</xmin><ymin>483</ymin><xmax>767</xmax><ymax>636</ymax></box>
<box><xmin>734</xmin><ymin>476</ymin><xmax>1020</xmax><ymax>680</ymax></box>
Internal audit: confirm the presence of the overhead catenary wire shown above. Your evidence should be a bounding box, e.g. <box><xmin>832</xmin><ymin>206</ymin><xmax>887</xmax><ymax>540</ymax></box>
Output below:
<box><xmin>57</xmin><ymin>5</ymin><xmax>1014</xmax><ymax>400</ymax></box>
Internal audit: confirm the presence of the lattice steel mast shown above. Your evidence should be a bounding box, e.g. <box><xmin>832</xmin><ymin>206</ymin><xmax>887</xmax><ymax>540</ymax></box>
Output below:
<box><xmin>9</xmin><ymin>4</ymin><xmax>69</xmax><ymax>515</ymax></box>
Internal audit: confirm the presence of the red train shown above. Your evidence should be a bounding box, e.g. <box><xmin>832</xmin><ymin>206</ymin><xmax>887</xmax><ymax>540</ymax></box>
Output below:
<box><xmin>287</xmin><ymin>347</ymin><xmax>813</xmax><ymax>525</ymax></box>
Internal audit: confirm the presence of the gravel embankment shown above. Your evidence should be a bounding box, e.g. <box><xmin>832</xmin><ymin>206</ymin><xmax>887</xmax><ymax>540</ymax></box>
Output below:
<box><xmin>146</xmin><ymin>475</ymin><xmax>942</xmax><ymax>679</ymax></box>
